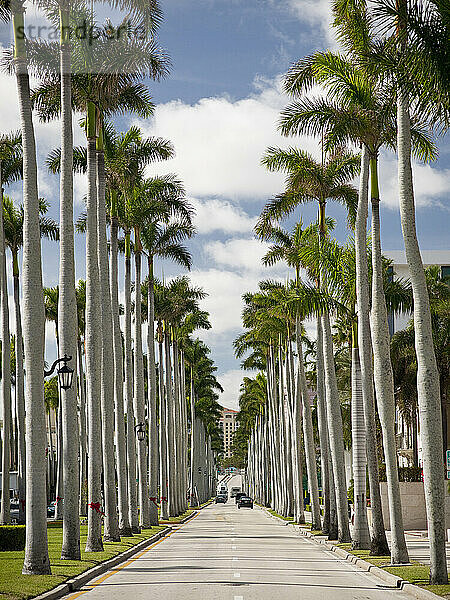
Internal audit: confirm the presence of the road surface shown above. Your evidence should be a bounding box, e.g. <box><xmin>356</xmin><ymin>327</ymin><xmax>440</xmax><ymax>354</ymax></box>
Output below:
<box><xmin>64</xmin><ymin>476</ymin><xmax>412</xmax><ymax>600</ymax></box>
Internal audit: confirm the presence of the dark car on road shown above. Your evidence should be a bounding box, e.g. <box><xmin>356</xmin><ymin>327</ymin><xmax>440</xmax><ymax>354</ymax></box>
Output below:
<box><xmin>215</xmin><ymin>495</ymin><xmax>227</xmax><ymax>504</ymax></box>
<box><xmin>237</xmin><ymin>496</ymin><xmax>253</xmax><ymax>509</ymax></box>
<box><xmin>234</xmin><ymin>492</ymin><xmax>246</xmax><ymax>504</ymax></box>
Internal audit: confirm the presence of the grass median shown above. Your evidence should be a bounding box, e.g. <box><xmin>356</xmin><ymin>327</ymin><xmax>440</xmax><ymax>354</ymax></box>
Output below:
<box><xmin>0</xmin><ymin>523</ymin><xmax>166</xmax><ymax>600</ymax></box>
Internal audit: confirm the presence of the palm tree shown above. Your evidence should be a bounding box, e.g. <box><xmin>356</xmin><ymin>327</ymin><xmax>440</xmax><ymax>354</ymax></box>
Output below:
<box><xmin>260</xmin><ymin>222</ymin><xmax>321</xmax><ymax>530</ymax></box>
<box><xmin>0</xmin><ymin>0</ymin><xmax>51</xmax><ymax>573</ymax></box>
<box><xmin>2</xmin><ymin>194</ymin><xmax>58</xmax><ymax>525</ymax></box>
<box><xmin>257</xmin><ymin>147</ymin><xmax>358</xmax><ymax>542</ymax></box>
<box><xmin>0</xmin><ymin>131</ymin><xmax>22</xmax><ymax>526</ymax></box>
<box><xmin>141</xmin><ymin>220</ymin><xmax>194</xmax><ymax>524</ymax></box>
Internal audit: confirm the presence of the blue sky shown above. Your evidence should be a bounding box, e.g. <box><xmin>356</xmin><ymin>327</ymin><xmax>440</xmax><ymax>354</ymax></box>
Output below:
<box><xmin>1</xmin><ymin>0</ymin><xmax>449</xmax><ymax>409</ymax></box>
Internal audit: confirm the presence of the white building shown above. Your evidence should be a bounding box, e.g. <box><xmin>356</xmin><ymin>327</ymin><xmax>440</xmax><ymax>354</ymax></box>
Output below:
<box><xmin>219</xmin><ymin>408</ymin><xmax>238</xmax><ymax>458</ymax></box>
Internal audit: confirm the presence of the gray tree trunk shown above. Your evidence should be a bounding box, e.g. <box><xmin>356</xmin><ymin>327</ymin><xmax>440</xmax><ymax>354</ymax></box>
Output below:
<box><xmin>351</xmin><ymin>347</ymin><xmax>371</xmax><ymax>549</ymax></box>
<box><xmin>12</xmin><ymin>254</ymin><xmax>25</xmax><ymax>524</ymax></box>
<box><xmin>159</xmin><ymin>338</ymin><xmax>169</xmax><ymax>519</ymax></box>
<box><xmin>77</xmin><ymin>339</ymin><xmax>87</xmax><ymax>517</ymax></box>
<box><xmin>397</xmin><ymin>89</ymin><xmax>446</xmax><ymax>582</ymax></box>
<box><xmin>0</xmin><ymin>170</ymin><xmax>11</xmax><ymax>525</ymax></box>
<box><xmin>97</xmin><ymin>149</ymin><xmax>120</xmax><ymax>542</ymax></box>
<box><xmin>371</xmin><ymin>190</ymin><xmax>408</xmax><ymax>564</ymax></box>
<box><xmin>124</xmin><ymin>245</ymin><xmax>139</xmax><ymax>532</ymax></box>
<box><xmin>15</xmin><ymin>55</ymin><xmax>50</xmax><ymax>573</ymax></box>
<box><xmin>110</xmin><ymin>217</ymin><xmax>131</xmax><ymax>535</ymax></box>
<box><xmin>322</xmin><ymin>312</ymin><xmax>351</xmax><ymax>542</ymax></box>
<box><xmin>59</xmin><ymin>39</ymin><xmax>81</xmax><ymax>559</ymax></box>
<box><xmin>85</xmin><ymin>136</ymin><xmax>103</xmax><ymax>552</ymax></box>
<box><xmin>296</xmin><ymin>320</ymin><xmax>321</xmax><ymax>530</ymax></box>
<box><xmin>355</xmin><ymin>146</ymin><xmax>389</xmax><ymax>555</ymax></box>
<box><xmin>146</xmin><ymin>257</ymin><xmax>159</xmax><ymax>525</ymax></box>
<box><xmin>133</xmin><ymin>248</ymin><xmax>150</xmax><ymax>527</ymax></box>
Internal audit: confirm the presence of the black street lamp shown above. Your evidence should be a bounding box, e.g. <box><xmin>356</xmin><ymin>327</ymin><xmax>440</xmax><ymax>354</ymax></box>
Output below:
<box><xmin>135</xmin><ymin>422</ymin><xmax>146</xmax><ymax>442</ymax></box>
<box><xmin>44</xmin><ymin>354</ymin><xmax>74</xmax><ymax>390</ymax></box>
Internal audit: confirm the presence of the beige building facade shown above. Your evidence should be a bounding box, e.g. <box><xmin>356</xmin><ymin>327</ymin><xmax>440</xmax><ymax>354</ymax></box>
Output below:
<box><xmin>219</xmin><ymin>408</ymin><xmax>238</xmax><ymax>458</ymax></box>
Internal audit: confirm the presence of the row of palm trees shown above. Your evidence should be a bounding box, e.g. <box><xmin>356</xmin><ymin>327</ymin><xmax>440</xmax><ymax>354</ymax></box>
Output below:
<box><xmin>236</xmin><ymin>0</ymin><xmax>449</xmax><ymax>585</ymax></box>
<box><xmin>0</xmin><ymin>0</ymin><xmax>223</xmax><ymax>576</ymax></box>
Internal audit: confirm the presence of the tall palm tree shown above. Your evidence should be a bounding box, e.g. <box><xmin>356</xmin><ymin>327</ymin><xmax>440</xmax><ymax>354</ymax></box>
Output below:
<box><xmin>257</xmin><ymin>147</ymin><xmax>358</xmax><ymax>542</ymax></box>
<box><xmin>0</xmin><ymin>0</ymin><xmax>51</xmax><ymax>574</ymax></box>
<box><xmin>260</xmin><ymin>222</ymin><xmax>321</xmax><ymax>530</ymax></box>
<box><xmin>141</xmin><ymin>221</ymin><xmax>194</xmax><ymax>523</ymax></box>
<box><xmin>3</xmin><ymin>195</ymin><xmax>58</xmax><ymax>525</ymax></box>
<box><xmin>0</xmin><ymin>131</ymin><xmax>22</xmax><ymax>526</ymax></box>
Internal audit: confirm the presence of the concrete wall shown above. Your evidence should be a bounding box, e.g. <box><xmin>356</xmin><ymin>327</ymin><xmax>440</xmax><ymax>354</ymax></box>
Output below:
<box><xmin>379</xmin><ymin>481</ymin><xmax>450</xmax><ymax>531</ymax></box>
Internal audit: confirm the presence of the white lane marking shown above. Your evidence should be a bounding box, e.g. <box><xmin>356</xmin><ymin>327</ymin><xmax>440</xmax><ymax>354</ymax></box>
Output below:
<box><xmin>232</xmin><ymin>545</ymin><xmax>237</xmax><ymax>549</ymax></box>
<box><xmin>232</xmin><ymin>557</ymin><xmax>238</xmax><ymax>561</ymax></box>
<box><xmin>234</xmin><ymin>596</ymin><xmax>243</xmax><ymax>600</ymax></box>
<box><xmin>234</xmin><ymin>572</ymin><xmax>241</xmax><ymax>578</ymax></box>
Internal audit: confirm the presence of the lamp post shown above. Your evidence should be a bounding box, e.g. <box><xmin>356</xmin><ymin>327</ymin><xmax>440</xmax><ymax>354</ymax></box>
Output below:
<box><xmin>135</xmin><ymin>422</ymin><xmax>146</xmax><ymax>442</ymax></box>
<box><xmin>44</xmin><ymin>354</ymin><xmax>74</xmax><ymax>390</ymax></box>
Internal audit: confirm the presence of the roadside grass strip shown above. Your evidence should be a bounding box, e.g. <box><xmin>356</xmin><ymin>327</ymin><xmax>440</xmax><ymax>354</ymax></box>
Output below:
<box><xmin>158</xmin><ymin>509</ymin><xmax>194</xmax><ymax>524</ymax></box>
<box><xmin>336</xmin><ymin>543</ymin><xmax>450</xmax><ymax>598</ymax></box>
<box><xmin>0</xmin><ymin>524</ymin><xmax>165</xmax><ymax>600</ymax></box>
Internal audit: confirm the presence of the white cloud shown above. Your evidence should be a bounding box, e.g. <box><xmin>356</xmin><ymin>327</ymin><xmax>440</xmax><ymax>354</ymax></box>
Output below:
<box><xmin>191</xmin><ymin>198</ymin><xmax>256</xmax><ymax>234</ymax></box>
<box><xmin>287</xmin><ymin>0</ymin><xmax>336</xmax><ymax>46</ymax></box>
<box><xmin>217</xmin><ymin>368</ymin><xmax>254</xmax><ymax>411</ymax></box>
<box><xmin>135</xmin><ymin>77</ymin><xmax>320</xmax><ymax>201</ymax></box>
<box><xmin>205</xmin><ymin>237</ymin><xmax>276</xmax><ymax>272</ymax></box>
<box><xmin>379</xmin><ymin>153</ymin><xmax>450</xmax><ymax>210</ymax></box>
<box><xmin>188</xmin><ymin>268</ymin><xmax>283</xmax><ymax>336</ymax></box>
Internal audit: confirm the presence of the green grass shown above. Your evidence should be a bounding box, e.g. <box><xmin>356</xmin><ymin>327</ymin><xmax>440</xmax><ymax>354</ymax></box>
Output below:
<box><xmin>335</xmin><ymin>544</ymin><xmax>450</xmax><ymax>598</ymax></box>
<box><xmin>158</xmin><ymin>510</ymin><xmax>194</xmax><ymax>523</ymax></box>
<box><xmin>267</xmin><ymin>509</ymin><xmax>294</xmax><ymax>521</ymax></box>
<box><xmin>0</xmin><ymin>524</ymin><xmax>165</xmax><ymax>600</ymax></box>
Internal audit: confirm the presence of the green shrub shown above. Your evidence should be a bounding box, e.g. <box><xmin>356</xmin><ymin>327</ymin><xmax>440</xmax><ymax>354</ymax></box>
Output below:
<box><xmin>0</xmin><ymin>525</ymin><xmax>25</xmax><ymax>551</ymax></box>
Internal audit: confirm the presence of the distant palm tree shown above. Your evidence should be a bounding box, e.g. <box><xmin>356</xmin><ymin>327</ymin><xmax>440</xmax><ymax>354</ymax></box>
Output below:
<box><xmin>3</xmin><ymin>194</ymin><xmax>58</xmax><ymax>524</ymax></box>
<box><xmin>257</xmin><ymin>146</ymin><xmax>359</xmax><ymax>542</ymax></box>
<box><xmin>0</xmin><ymin>131</ymin><xmax>22</xmax><ymax>526</ymax></box>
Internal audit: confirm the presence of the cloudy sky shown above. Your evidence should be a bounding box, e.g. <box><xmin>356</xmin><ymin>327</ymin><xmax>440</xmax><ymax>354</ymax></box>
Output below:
<box><xmin>1</xmin><ymin>0</ymin><xmax>449</xmax><ymax>410</ymax></box>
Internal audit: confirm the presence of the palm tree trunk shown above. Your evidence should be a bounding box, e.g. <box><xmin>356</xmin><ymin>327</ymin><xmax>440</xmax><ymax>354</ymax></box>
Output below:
<box><xmin>189</xmin><ymin>372</ymin><xmax>198</xmax><ymax>508</ymax></box>
<box><xmin>322</xmin><ymin>312</ymin><xmax>351</xmax><ymax>542</ymax></box>
<box><xmin>110</xmin><ymin>213</ymin><xmax>131</xmax><ymax>536</ymax></box>
<box><xmin>59</xmin><ymin>25</ymin><xmax>81</xmax><ymax>558</ymax></box>
<box><xmin>165</xmin><ymin>328</ymin><xmax>176</xmax><ymax>516</ymax></box>
<box><xmin>54</xmin><ymin>401</ymin><xmax>63</xmax><ymax>520</ymax></box>
<box><xmin>159</xmin><ymin>336</ymin><xmax>169</xmax><ymax>519</ymax></box>
<box><xmin>147</xmin><ymin>256</ymin><xmax>159</xmax><ymax>525</ymax></box>
<box><xmin>0</xmin><ymin>168</ymin><xmax>11</xmax><ymax>525</ymax></box>
<box><xmin>133</xmin><ymin>244</ymin><xmax>150</xmax><ymax>527</ymax></box>
<box><xmin>355</xmin><ymin>146</ymin><xmax>389</xmax><ymax>555</ymax></box>
<box><xmin>398</xmin><ymin>88</ymin><xmax>446</xmax><ymax>583</ymax></box>
<box><xmin>124</xmin><ymin>233</ymin><xmax>139</xmax><ymax>532</ymax></box>
<box><xmin>85</xmin><ymin>115</ymin><xmax>103</xmax><ymax>552</ymax></box>
<box><xmin>11</xmin><ymin>249</ymin><xmax>25</xmax><ymax>525</ymax></box>
<box><xmin>77</xmin><ymin>339</ymin><xmax>87</xmax><ymax>517</ymax></box>
<box><xmin>97</xmin><ymin>146</ymin><xmax>120</xmax><ymax>542</ymax></box>
<box><xmin>351</xmin><ymin>343</ymin><xmax>371</xmax><ymax>550</ymax></box>
<box><xmin>316</xmin><ymin>320</ymin><xmax>330</xmax><ymax>534</ymax></box>
<box><xmin>370</xmin><ymin>156</ymin><xmax>408</xmax><ymax>564</ymax></box>
<box><xmin>13</xmin><ymin>21</ymin><xmax>50</xmax><ymax>568</ymax></box>
<box><xmin>296</xmin><ymin>319</ymin><xmax>321</xmax><ymax>530</ymax></box>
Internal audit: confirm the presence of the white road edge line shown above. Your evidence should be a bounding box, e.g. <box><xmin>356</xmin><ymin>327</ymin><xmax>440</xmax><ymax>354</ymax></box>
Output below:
<box><xmin>234</xmin><ymin>596</ymin><xmax>243</xmax><ymax>600</ymax></box>
<box><xmin>234</xmin><ymin>572</ymin><xmax>241</xmax><ymax>578</ymax></box>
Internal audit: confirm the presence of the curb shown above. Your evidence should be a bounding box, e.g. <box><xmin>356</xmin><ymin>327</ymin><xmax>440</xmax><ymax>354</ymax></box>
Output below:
<box><xmin>261</xmin><ymin>507</ymin><xmax>443</xmax><ymax>600</ymax></box>
<box><xmin>32</xmin><ymin>501</ymin><xmax>213</xmax><ymax>600</ymax></box>
<box><xmin>31</xmin><ymin>526</ymin><xmax>172</xmax><ymax>600</ymax></box>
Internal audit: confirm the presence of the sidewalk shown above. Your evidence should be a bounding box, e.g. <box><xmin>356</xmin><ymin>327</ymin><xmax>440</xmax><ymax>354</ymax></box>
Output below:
<box><xmin>304</xmin><ymin>510</ymin><xmax>450</xmax><ymax>567</ymax></box>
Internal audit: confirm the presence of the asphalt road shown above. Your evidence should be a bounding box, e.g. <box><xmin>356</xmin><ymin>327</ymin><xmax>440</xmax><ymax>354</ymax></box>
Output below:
<box><xmin>64</xmin><ymin>476</ymin><xmax>412</xmax><ymax>600</ymax></box>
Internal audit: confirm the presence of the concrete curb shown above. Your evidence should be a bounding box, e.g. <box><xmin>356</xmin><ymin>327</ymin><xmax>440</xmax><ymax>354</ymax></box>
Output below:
<box><xmin>31</xmin><ymin>502</ymin><xmax>213</xmax><ymax>600</ymax></box>
<box><xmin>261</xmin><ymin>507</ymin><xmax>444</xmax><ymax>600</ymax></box>
<box><xmin>32</xmin><ymin>527</ymin><xmax>173</xmax><ymax>600</ymax></box>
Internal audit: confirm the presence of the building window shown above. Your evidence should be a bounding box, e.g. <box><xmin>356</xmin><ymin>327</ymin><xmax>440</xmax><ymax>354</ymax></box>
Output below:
<box><xmin>442</xmin><ymin>266</ymin><xmax>450</xmax><ymax>283</ymax></box>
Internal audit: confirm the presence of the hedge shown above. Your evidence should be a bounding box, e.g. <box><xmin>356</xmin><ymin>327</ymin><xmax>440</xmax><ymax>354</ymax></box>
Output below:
<box><xmin>0</xmin><ymin>525</ymin><xmax>25</xmax><ymax>551</ymax></box>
